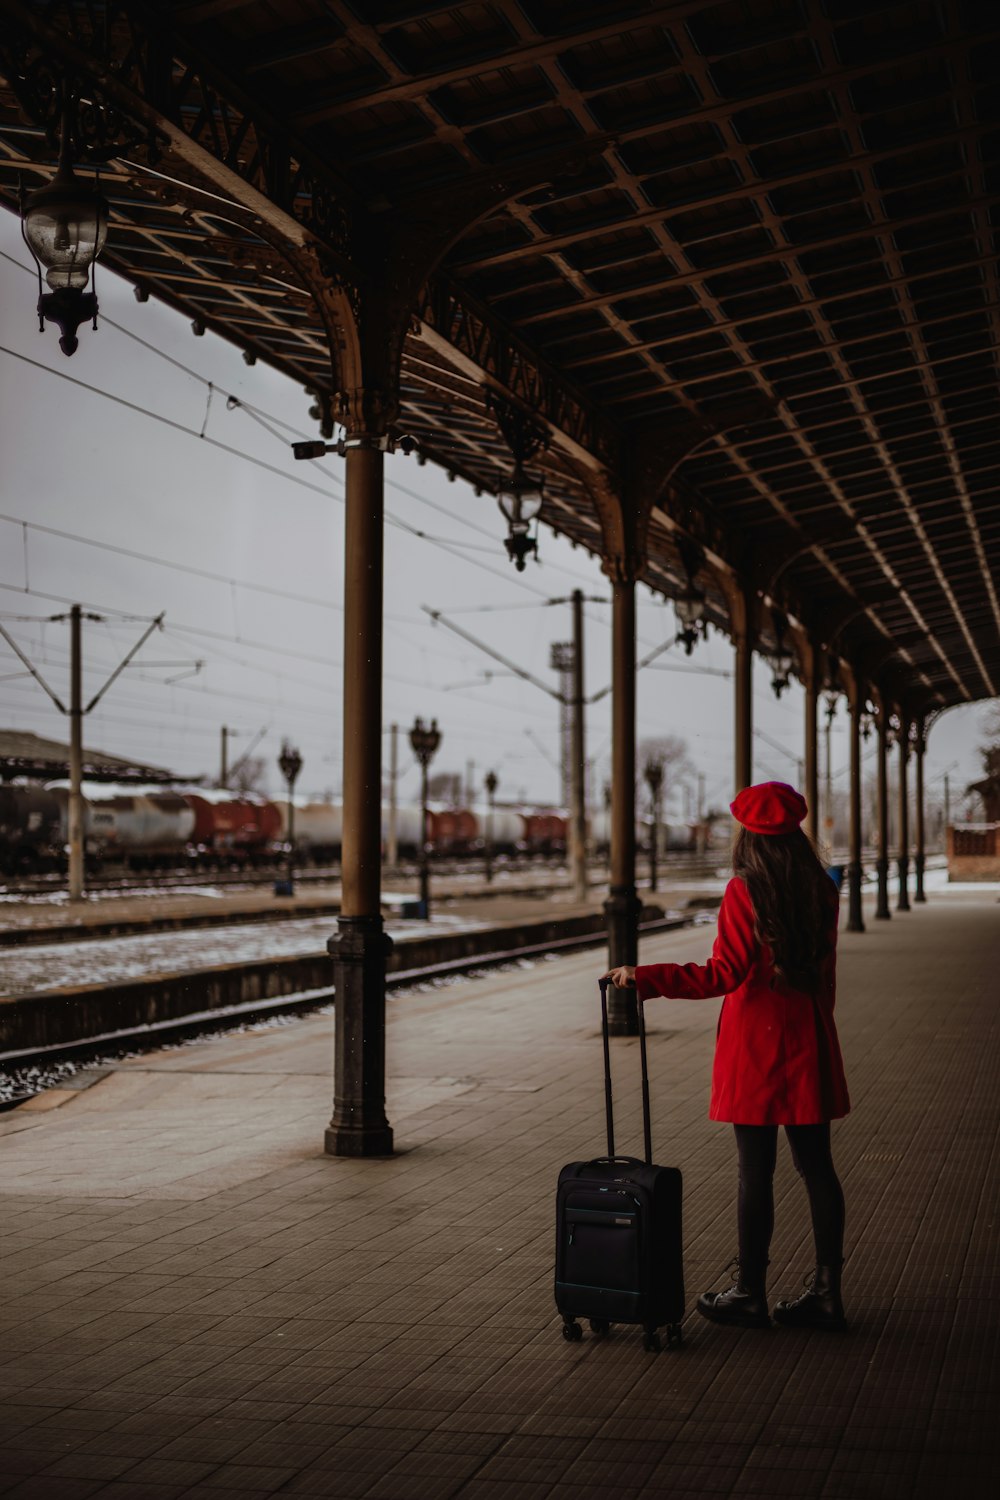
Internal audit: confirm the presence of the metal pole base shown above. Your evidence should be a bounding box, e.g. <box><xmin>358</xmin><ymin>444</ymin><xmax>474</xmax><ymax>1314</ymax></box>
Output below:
<box><xmin>874</xmin><ymin>858</ymin><xmax>891</xmax><ymax>920</ymax></box>
<box><xmin>604</xmin><ymin>886</ymin><xmax>642</xmax><ymax>1036</ymax></box>
<box><xmin>846</xmin><ymin>861</ymin><xmax>865</xmax><ymax>933</ymax></box>
<box><xmin>896</xmin><ymin>858</ymin><xmax>911</xmax><ymax>912</ymax></box>
<box><xmin>914</xmin><ymin>854</ymin><xmax>926</xmax><ymax>903</ymax></box>
<box><xmin>325</xmin><ymin>915</ymin><xmax>394</xmax><ymax>1157</ymax></box>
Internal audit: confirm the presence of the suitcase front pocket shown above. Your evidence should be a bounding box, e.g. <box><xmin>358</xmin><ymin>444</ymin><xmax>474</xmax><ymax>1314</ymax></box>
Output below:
<box><xmin>562</xmin><ymin>1206</ymin><xmax>640</xmax><ymax>1294</ymax></box>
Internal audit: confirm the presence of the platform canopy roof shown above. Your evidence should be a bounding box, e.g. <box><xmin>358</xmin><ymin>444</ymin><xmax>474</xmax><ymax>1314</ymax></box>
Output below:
<box><xmin>1</xmin><ymin>0</ymin><xmax>998</xmax><ymax>716</ymax></box>
<box><xmin>0</xmin><ymin>729</ymin><xmax>178</xmax><ymax>782</ymax></box>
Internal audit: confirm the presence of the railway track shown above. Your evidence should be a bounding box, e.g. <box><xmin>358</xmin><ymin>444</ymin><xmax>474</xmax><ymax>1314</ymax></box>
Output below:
<box><xmin>0</xmin><ymin>908</ymin><xmax>706</xmax><ymax>1109</ymax></box>
<box><xmin>3</xmin><ymin>852</ymin><xmax>723</xmax><ymax>898</ymax></box>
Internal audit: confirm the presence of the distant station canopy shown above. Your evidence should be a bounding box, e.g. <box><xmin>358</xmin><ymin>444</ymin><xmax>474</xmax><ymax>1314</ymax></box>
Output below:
<box><xmin>0</xmin><ymin>730</ymin><xmax>178</xmax><ymax>785</ymax></box>
<box><xmin>0</xmin><ymin>0</ymin><xmax>998</xmax><ymax>714</ymax></box>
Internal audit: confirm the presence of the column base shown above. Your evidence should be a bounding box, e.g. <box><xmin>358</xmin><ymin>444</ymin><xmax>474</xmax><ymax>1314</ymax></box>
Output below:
<box><xmin>874</xmin><ymin>859</ymin><xmax>891</xmax><ymax>920</ymax></box>
<box><xmin>846</xmin><ymin>861</ymin><xmax>865</xmax><ymax>933</ymax></box>
<box><xmin>896</xmin><ymin>858</ymin><xmax>911</xmax><ymax>912</ymax></box>
<box><xmin>325</xmin><ymin>914</ymin><xmax>394</xmax><ymax>1158</ymax></box>
<box><xmin>324</xmin><ymin>1122</ymin><xmax>394</xmax><ymax>1157</ymax></box>
<box><xmin>604</xmin><ymin>885</ymin><xmax>642</xmax><ymax>1036</ymax></box>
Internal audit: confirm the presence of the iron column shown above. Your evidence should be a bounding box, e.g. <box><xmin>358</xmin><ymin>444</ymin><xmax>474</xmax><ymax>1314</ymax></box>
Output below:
<box><xmin>386</xmin><ymin>722</ymin><xmax>398</xmax><ymax>870</ymax></box>
<box><xmin>914</xmin><ymin>718</ymin><xmax>926</xmax><ymax>903</ymax></box>
<box><xmin>605</xmin><ymin>575</ymin><xmax>641</xmax><ymax>1035</ymax></box>
<box><xmin>803</xmin><ymin>637</ymin><xmax>820</xmax><ymax>844</ymax></box>
<box><xmin>897</xmin><ymin>716</ymin><xmax>911</xmax><ymax>912</ymax></box>
<box><xmin>734</xmin><ymin>616</ymin><xmax>753</xmax><ymax>796</ymax></box>
<box><xmin>875</xmin><ymin>700</ymin><xmax>891</xmax><ymax>919</ymax></box>
<box><xmin>570</xmin><ymin>588</ymin><xmax>588</xmax><ymax>903</ymax></box>
<box><xmin>326</xmin><ymin>440</ymin><xmax>393</xmax><ymax>1158</ymax></box>
<box><xmin>847</xmin><ymin>684</ymin><xmax>865</xmax><ymax>932</ymax></box>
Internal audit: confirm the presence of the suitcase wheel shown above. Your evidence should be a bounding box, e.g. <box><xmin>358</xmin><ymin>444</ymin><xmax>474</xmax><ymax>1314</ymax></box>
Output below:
<box><xmin>642</xmin><ymin>1328</ymin><xmax>661</xmax><ymax>1353</ymax></box>
<box><xmin>588</xmin><ymin>1319</ymin><xmax>610</xmax><ymax>1338</ymax></box>
<box><xmin>561</xmin><ymin>1319</ymin><xmax>583</xmax><ymax>1343</ymax></box>
<box><xmin>666</xmin><ymin>1323</ymin><xmax>684</xmax><ymax>1349</ymax></box>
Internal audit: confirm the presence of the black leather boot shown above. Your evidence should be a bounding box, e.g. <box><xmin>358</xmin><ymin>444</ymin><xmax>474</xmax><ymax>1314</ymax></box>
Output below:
<box><xmin>697</xmin><ymin>1261</ymin><xmax>770</xmax><ymax>1329</ymax></box>
<box><xmin>773</xmin><ymin>1263</ymin><xmax>847</xmax><ymax>1330</ymax></box>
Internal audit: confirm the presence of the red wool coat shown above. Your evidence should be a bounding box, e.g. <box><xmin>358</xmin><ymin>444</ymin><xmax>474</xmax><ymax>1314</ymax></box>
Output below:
<box><xmin>635</xmin><ymin>876</ymin><xmax>850</xmax><ymax>1126</ymax></box>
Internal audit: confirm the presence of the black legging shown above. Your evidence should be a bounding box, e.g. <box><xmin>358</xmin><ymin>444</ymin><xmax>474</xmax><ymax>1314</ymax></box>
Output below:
<box><xmin>733</xmin><ymin>1123</ymin><xmax>845</xmax><ymax>1287</ymax></box>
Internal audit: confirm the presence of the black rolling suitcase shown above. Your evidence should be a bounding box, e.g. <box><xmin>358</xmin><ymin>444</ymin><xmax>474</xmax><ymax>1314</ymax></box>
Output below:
<box><xmin>554</xmin><ymin>977</ymin><xmax>684</xmax><ymax>1352</ymax></box>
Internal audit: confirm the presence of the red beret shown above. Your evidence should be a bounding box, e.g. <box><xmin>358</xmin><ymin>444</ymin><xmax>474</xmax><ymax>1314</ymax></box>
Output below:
<box><xmin>730</xmin><ymin>781</ymin><xmax>807</xmax><ymax>835</ymax></box>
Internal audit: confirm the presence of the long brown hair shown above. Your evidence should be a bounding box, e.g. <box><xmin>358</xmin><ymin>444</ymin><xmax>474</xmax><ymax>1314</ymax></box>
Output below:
<box><xmin>732</xmin><ymin>826</ymin><xmax>836</xmax><ymax>993</ymax></box>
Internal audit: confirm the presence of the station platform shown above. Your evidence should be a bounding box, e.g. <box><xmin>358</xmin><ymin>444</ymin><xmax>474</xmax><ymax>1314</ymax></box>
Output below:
<box><xmin>1</xmin><ymin>883</ymin><xmax>997</xmax><ymax>1499</ymax></box>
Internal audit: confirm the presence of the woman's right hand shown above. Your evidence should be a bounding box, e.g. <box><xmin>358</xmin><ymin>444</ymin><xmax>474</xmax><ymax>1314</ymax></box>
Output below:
<box><xmin>604</xmin><ymin>965</ymin><xmax>637</xmax><ymax>989</ymax></box>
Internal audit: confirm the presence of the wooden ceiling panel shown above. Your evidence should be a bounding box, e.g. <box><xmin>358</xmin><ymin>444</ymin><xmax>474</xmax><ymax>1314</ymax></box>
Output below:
<box><xmin>0</xmin><ymin>0</ymin><xmax>997</xmax><ymax>706</ymax></box>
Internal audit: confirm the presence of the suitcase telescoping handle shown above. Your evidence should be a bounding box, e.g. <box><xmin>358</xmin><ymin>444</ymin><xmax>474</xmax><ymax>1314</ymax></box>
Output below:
<box><xmin>599</xmin><ymin>976</ymin><xmax>653</xmax><ymax>1167</ymax></box>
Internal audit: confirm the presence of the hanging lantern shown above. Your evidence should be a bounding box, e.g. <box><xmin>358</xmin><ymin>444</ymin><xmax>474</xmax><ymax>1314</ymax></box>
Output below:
<box><xmin>497</xmin><ymin>464</ymin><xmax>543</xmax><ymax>571</ymax></box>
<box><xmin>20</xmin><ymin>119</ymin><xmax>109</xmax><ymax>356</ymax></box>
<box><xmin>768</xmin><ymin>610</ymin><xmax>796</xmax><ymax>698</ymax></box>
<box><xmin>674</xmin><ymin>582</ymin><xmax>706</xmax><ymax>655</ymax></box>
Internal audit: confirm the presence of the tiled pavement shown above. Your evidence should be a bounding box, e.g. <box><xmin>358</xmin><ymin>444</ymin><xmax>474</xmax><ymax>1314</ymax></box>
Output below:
<box><xmin>1</xmin><ymin>885</ymin><xmax>997</xmax><ymax>1499</ymax></box>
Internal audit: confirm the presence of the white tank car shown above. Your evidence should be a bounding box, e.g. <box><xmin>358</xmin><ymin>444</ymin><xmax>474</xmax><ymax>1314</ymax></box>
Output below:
<box><xmin>274</xmin><ymin>797</ymin><xmax>343</xmax><ymax>850</ymax></box>
<box><xmin>389</xmin><ymin>803</ymin><xmax>426</xmax><ymax>848</ymax></box>
<box><xmin>468</xmin><ymin>804</ymin><xmax>525</xmax><ymax>850</ymax></box>
<box><xmin>47</xmin><ymin>781</ymin><xmax>195</xmax><ymax>851</ymax></box>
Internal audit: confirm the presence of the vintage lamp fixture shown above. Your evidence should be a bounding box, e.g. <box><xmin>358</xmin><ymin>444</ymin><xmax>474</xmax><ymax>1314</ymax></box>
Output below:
<box><xmin>674</xmin><ymin>582</ymin><xmax>707</xmax><ymax>654</ymax></box>
<box><xmin>487</xmin><ymin>395</ymin><xmax>548</xmax><ymax>571</ymax></box>
<box><xmin>497</xmin><ymin>464</ymin><xmax>544</xmax><ymax>571</ymax></box>
<box><xmin>768</xmin><ymin>611</ymin><xmax>796</xmax><ymax>698</ymax></box>
<box><xmin>20</xmin><ymin>116</ymin><xmax>109</xmax><ymax>356</ymax></box>
<box><xmin>674</xmin><ymin>538</ymin><xmax>707</xmax><ymax>655</ymax></box>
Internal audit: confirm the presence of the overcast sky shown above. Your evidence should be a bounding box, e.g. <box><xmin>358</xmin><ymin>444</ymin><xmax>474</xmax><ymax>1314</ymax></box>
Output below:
<box><xmin>0</xmin><ymin>209</ymin><xmax>992</xmax><ymax>823</ymax></box>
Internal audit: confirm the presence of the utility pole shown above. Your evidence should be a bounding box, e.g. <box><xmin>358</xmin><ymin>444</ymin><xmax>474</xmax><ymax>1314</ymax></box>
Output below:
<box><xmin>424</xmin><ymin>596</ymin><xmax>595</xmax><ymax>904</ymax></box>
<box><xmin>570</xmin><ymin>589</ymin><xmax>587</xmax><ymax>903</ymax></box>
<box><xmin>68</xmin><ymin>605</ymin><xmax>84</xmax><ymax>902</ymax></box>
<box><xmin>550</xmin><ymin>641</ymin><xmax>574</xmax><ymax>807</ymax></box>
<box><xmin>386</xmin><ymin>722</ymin><xmax>399</xmax><ymax>868</ymax></box>
<box><xmin>943</xmin><ymin>772</ymin><xmax>950</xmax><ymax>834</ymax></box>
<box><xmin>0</xmin><ymin>607</ymin><xmax>164</xmax><ymax>901</ymax></box>
<box><xmin>220</xmin><ymin>726</ymin><xmax>232</xmax><ymax>788</ymax></box>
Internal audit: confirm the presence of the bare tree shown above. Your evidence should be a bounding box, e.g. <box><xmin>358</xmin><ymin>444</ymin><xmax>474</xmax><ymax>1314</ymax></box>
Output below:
<box><xmin>230</xmin><ymin>756</ymin><xmax>267</xmax><ymax>795</ymax></box>
<box><xmin>637</xmin><ymin>735</ymin><xmax>694</xmax><ymax>800</ymax></box>
<box><xmin>968</xmin><ymin>707</ymin><xmax>1000</xmax><ymax>820</ymax></box>
<box><xmin>428</xmin><ymin>770</ymin><xmax>463</xmax><ymax>805</ymax></box>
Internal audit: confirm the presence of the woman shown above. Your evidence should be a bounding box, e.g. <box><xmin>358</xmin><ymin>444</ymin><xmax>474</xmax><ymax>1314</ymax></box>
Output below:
<box><xmin>606</xmin><ymin>781</ymin><xmax>850</xmax><ymax>1331</ymax></box>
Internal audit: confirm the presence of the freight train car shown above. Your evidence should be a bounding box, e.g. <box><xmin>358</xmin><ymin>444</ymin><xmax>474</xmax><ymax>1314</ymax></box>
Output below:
<box><xmin>184</xmin><ymin>789</ymin><xmax>281</xmax><ymax>861</ymax></box>
<box><xmin>0</xmin><ymin>783</ymin><xmax>63</xmax><ymax>874</ymax></box>
<box><xmin>46</xmin><ymin>782</ymin><xmax>197</xmax><ymax>867</ymax></box>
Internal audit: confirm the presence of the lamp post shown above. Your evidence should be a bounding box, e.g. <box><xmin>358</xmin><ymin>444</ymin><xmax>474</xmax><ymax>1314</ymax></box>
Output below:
<box><xmin>484</xmin><ymin>769</ymin><xmax>498</xmax><ymax>884</ymax></box>
<box><xmin>20</xmin><ymin>115</ymin><xmax>109</xmax><ymax>356</ymax></box>
<box><xmin>409</xmin><ymin>717</ymin><xmax>441</xmax><ymax>918</ymax></box>
<box><xmin>276</xmin><ymin>741</ymin><xmax>303</xmax><ymax>896</ymax></box>
<box><xmin>643</xmin><ymin>756</ymin><xmax>665</xmax><ymax>894</ymax></box>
